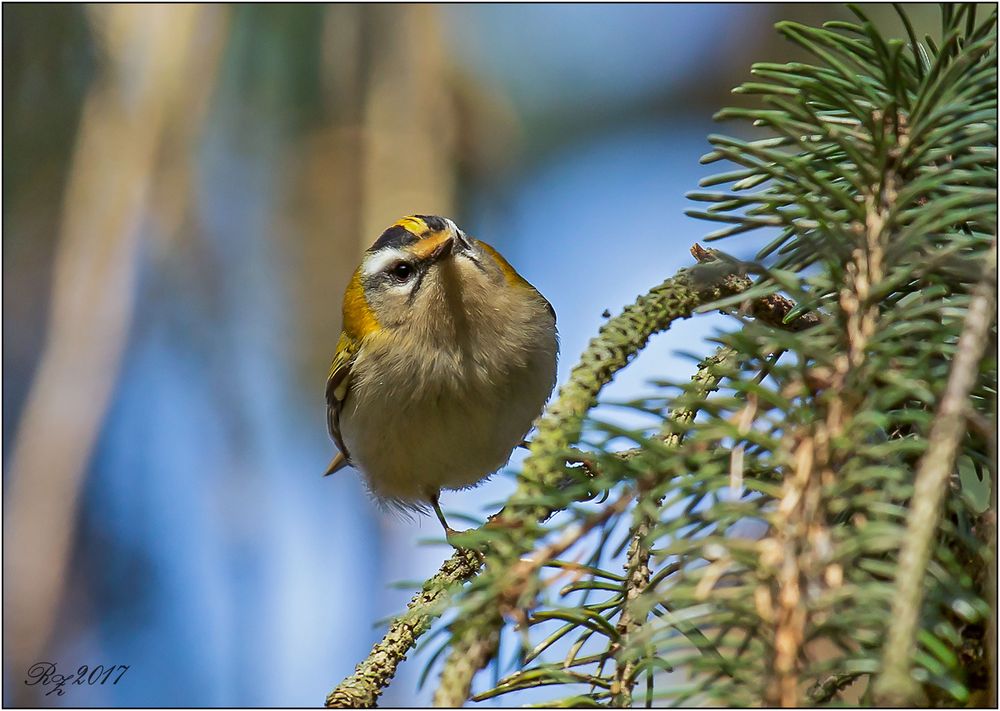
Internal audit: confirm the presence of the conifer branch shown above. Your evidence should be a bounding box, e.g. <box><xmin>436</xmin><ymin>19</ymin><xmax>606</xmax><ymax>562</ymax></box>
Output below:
<box><xmin>433</xmin><ymin>6</ymin><xmax>997</xmax><ymax>706</ymax></box>
<box><xmin>875</xmin><ymin>239</ymin><xmax>998</xmax><ymax>706</ymax></box>
<box><xmin>611</xmin><ymin>346</ymin><xmax>736</xmax><ymax>707</ymax></box>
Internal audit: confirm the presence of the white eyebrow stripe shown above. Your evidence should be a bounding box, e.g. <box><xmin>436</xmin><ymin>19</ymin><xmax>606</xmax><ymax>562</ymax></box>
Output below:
<box><xmin>363</xmin><ymin>247</ymin><xmax>409</xmax><ymax>277</ymax></box>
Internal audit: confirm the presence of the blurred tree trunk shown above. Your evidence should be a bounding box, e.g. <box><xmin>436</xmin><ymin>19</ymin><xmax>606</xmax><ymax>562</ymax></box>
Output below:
<box><xmin>289</xmin><ymin>5</ymin><xmax>457</xmax><ymax>383</ymax></box>
<box><xmin>4</xmin><ymin>6</ymin><xmax>227</xmax><ymax>702</ymax></box>
<box><xmin>359</xmin><ymin>5</ymin><xmax>456</xmax><ymax>237</ymax></box>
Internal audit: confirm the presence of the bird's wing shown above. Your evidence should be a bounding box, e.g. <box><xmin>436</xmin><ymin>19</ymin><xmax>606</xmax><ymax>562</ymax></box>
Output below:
<box><xmin>475</xmin><ymin>238</ymin><xmax>556</xmax><ymax>322</ymax></box>
<box><xmin>324</xmin><ymin>331</ymin><xmax>358</xmax><ymax>475</ymax></box>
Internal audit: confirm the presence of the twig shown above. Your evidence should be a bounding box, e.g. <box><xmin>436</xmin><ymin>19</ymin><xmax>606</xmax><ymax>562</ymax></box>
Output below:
<box><xmin>326</xmin><ymin>548</ymin><xmax>483</xmax><ymax>707</ymax></box>
<box><xmin>874</xmin><ymin>239</ymin><xmax>997</xmax><ymax>705</ymax></box>
<box><xmin>610</xmin><ymin>347</ymin><xmax>737</xmax><ymax>707</ymax></box>
<box><xmin>808</xmin><ymin>671</ymin><xmax>865</xmax><ymax>704</ymax></box>
<box><xmin>609</xmin><ymin>512</ymin><xmax>655</xmax><ymax>708</ymax></box>
<box><xmin>690</xmin><ymin>243</ymin><xmax>821</xmax><ymax>332</ymax></box>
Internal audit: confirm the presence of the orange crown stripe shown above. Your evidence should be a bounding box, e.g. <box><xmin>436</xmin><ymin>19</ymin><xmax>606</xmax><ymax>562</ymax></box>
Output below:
<box><xmin>393</xmin><ymin>216</ymin><xmax>430</xmax><ymax>235</ymax></box>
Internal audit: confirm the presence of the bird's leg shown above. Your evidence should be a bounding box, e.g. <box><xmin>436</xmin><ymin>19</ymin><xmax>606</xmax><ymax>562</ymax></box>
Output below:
<box><xmin>426</xmin><ymin>490</ymin><xmax>493</xmax><ymax>556</ymax></box>
<box><xmin>427</xmin><ymin>489</ymin><xmax>458</xmax><ymax>540</ymax></box>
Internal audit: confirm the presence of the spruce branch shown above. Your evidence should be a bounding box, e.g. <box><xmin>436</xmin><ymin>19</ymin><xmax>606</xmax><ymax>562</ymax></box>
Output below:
<box><xmin>437</xmin><ymin>5</ymin><xmax>995</xmax><ymax>707</ymax></box>
<box><xmin>874</xmin><ymin>239</ymin><xmax>998</xmax><ymax>706</ymax></box>
<box><xmin>435</xmin><ymin>491</ymin><xmax>638</xmax><ymax>706</ymax></box>
<box><xmin>610</xmin><ymin>347</ymin><xmax>737</xmax><ymax>707</ymax></box>
<box><xmin>764</xmin><ymin>123</ymin><xmax>897</xmax><ymax>707</ymax></box>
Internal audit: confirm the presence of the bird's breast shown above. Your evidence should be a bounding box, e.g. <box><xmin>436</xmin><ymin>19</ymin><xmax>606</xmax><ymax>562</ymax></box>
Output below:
<box><xmin>340</xmin><ymin>300</ymin><xmax>557</xmax><ymax>505</ymax></box>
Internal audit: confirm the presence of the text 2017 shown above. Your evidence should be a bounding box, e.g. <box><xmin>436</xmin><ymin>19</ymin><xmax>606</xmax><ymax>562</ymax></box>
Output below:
<box><xmin>24</xmin><ymin>662</ymin><xmax>130</xmax><ymax>696</ymax></box>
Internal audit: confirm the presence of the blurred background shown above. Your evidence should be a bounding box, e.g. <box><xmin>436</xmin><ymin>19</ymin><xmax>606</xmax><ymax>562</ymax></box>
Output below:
<box><xmin>3</xmin><ymin>4</ymin><xmax>940</xmax><ymax>706</ymax></box>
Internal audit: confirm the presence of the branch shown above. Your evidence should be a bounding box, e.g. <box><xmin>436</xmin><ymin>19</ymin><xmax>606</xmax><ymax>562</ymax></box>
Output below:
<box><xmin>609</xmin><ymin>512</ymin><xmax>654</xmax><ymax>708</ymax></box>
<box><xmin>875</xmin><ymin>239</ymin><xmax>998</xmax><ymax>705</ymax></box>
<box><xmin>610</xmin><ymin>347</ymin><xmax>737</xmax><ymax>707</ymax></box>
<box><xmin>434</xmin><ymin>492</ymin><xmax>638</xmax><ymax>704</ymax></box>
<box><xmin>326</xmin><ymin>548</ymin><xmax>482</xmax><ymax>707</ymax></box>
<box><xmin>808</xmin><ymin>671</ymin><xmax>865</xmax><ymax>704</ymax></box>
<box><xmin>689</xmin><ymin>244</ymin><xmax>821</xmax><ymax>332</ymax></box>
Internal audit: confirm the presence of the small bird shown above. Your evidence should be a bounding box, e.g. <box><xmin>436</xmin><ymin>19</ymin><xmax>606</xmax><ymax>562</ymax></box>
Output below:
<box><xmin>325</xmin><ymin>215</ymin><xmax>558</xmax><ymax>533</ymax></box>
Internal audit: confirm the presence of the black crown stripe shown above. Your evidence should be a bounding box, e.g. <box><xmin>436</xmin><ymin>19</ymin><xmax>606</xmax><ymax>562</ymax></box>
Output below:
<box><xmin>368</xmin><ymin>225</ymin><xmax>419</xmax><ymax>253</ymax></box>
<box><xmin>413</xmin><ymin>215</ymin><xmax>448</xmax><ymax>233</ymax></box>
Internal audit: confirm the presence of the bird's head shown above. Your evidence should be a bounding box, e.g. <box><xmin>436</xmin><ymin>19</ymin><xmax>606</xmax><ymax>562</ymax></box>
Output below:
<box><xmin>342</xmin><ymin>215</ymin><xmax>528</xmax><ymax>340</ymax></box>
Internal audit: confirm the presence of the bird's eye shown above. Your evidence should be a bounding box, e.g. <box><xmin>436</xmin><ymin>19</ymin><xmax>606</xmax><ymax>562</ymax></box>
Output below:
<box><xmin>389</xmin><ymin>262</ymin><xmax>414</xmax><ymax>281</ymax></box>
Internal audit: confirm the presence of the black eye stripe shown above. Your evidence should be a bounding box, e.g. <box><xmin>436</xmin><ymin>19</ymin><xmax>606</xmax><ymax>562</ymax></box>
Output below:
<box><xmin>405</xmin><ymin>268</ymin><xmax>428</xmax><ymax>306</ymax></box>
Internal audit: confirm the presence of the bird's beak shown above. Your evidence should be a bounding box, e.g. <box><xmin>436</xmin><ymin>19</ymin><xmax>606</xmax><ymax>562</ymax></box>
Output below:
<box><xmin>415</xmin><ymin>233</ymin><xmax>454</xmax><ymax>264</ymax></box>
<box><xmin>430</xmin><ymin>235</ymin><xmax>454</xmax><ymax>262</ymax></box>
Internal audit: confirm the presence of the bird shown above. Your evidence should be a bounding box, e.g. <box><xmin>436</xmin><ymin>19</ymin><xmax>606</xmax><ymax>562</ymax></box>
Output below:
<box><xmin>324</xmin><ymin>215</ymin><xmax>558</xmax><ymax>534</ymax></box>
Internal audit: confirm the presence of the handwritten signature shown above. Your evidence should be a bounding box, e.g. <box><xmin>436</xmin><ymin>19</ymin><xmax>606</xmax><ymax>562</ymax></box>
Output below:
<box><xmin>24</xmin><ymin>662</ymin><xmax>129</xmax><ymax>696</ymax></box>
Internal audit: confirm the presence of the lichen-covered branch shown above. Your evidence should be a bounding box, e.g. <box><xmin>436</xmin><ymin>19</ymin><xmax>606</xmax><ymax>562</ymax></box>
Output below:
<box><xmin>432</xmin><ymin>616</ymin><xmax>501</xmax><ymax>708</ymax></box>
<box><xmin>807</xmin><ymin>671</ymin><xmax>865</xmax><ymax>704</ymax></box>
<box><xmin>875</xmin><ymin>239</ymin><xmax>998</xmax><ymax>706</ymax></box>
<box><xmin>498</xmin><ymin>247</ymin><xmax>752</xmax><ymax>533</ymax></box>
<box><xmin>609</xmin><ymin>513</ymin><xmax>654</xmax><ymax>708</ymax></box>
<box><xmin>326</xmin><ymin>548</ymin><xmax>482</xmax><ymax>707</ymax></box>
